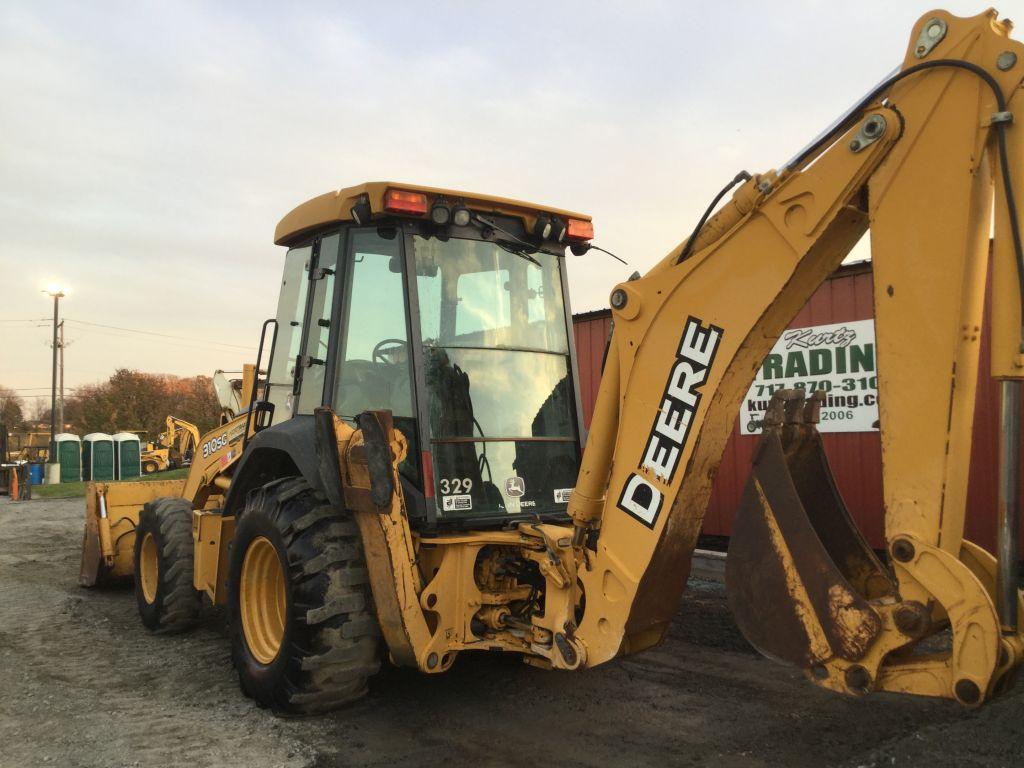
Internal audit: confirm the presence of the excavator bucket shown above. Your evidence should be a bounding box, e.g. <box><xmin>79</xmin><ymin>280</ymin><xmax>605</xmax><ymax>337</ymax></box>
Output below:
<box><xmin>79</xmin><ymin>479</ymin><xmax>186</xmax><ymax>587</ymax></box>
<box><xmin>726</xmin><ymin>389</ymin><xmax>897</xmax><ymax>670</ymax></box>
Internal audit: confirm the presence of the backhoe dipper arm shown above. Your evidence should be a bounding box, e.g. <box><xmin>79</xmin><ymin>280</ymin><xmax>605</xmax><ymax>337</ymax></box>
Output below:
<box><xmin>569</xmin><ymin>9</ymin><xmax>1024</xmax><ymax>705</ymax></box>
<box><xmin>166</xmin><ymin>416</ymin><xmax>201</xmax><ymax>458</ymax></box>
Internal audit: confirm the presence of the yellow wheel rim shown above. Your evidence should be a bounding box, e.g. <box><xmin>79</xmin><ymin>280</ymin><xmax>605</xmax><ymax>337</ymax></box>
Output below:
<box><xmin>139</xmin><ymin>532</ymin><xmax>159</xmax><ymax>604</ymax></box>
<box><xmin>240</xmin><ymin>536</ymin><xmax>287</xmax><ymax>665</ymax></box>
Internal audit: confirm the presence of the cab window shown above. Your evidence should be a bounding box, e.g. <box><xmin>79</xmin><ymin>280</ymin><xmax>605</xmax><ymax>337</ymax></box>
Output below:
<box><xmin>332</xmin><ymin>230</ymin><xmax>414</xmax><ymax>420</ymax></box>
<box><xmin>296</xmin><ymin>233</ymin><xmax>341</xmax><ymax>413</ymax></box>
<box><xmin>266</xmin><ymin>245</ymin><xmax>311</xmax><ymax>422</ymax></box>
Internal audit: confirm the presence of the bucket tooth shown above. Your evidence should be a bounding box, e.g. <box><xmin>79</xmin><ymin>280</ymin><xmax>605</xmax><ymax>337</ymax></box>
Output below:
<box><xmin>727</xmin><ymin>389</ymin><xmax>895</xmax><ymax>669</ymax></box>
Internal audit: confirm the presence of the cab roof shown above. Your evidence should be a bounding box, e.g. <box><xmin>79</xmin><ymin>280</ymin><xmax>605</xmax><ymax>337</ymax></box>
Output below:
<box><xmin>274</xmin><ymin>181</ymin><xmax>591</xmax><ymax>246</ymax></box>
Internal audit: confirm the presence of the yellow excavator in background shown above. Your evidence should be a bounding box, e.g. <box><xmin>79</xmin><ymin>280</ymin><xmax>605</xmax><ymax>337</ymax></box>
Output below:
<box><xmin>81</xmin><ymin>369</ymin><xmax>260</xmax><ymax>586</ymax></box>
<box><xmin>139</xmin><ymin>366</ymin><xmax>258</xmax><ymax>474</ymax></box>
<box><xmin>140</xmin><ymin>416</ymin><xmax>200</xmax><ymax>474</ymax></box>
<box><xmin>81</xmin><ymin>9</ymin><xmax>1024</xmax><ymax>713</ymax></box>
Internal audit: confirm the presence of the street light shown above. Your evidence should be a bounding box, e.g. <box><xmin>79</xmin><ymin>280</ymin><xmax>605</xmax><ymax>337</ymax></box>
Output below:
<box><xmin>42</xmin><ymin>284</ymin><xmax>66</xmax><ymax>483</ymax></box>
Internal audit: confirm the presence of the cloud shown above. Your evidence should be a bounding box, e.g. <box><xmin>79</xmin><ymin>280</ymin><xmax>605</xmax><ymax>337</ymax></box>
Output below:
<box><xmin>0</xmin><ymin>0</ymin><xmax>996</xmax><ymax>392</ymax></box>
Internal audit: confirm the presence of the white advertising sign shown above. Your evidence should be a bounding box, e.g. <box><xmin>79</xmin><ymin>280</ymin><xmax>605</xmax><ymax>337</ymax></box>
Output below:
<box><xmin>740</xmin><ymin>319</ymin><xmax>878</xmax><ymax>435</ymax></box>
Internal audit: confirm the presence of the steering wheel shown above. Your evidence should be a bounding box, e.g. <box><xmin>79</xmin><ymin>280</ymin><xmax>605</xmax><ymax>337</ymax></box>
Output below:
<box><xmin>373</xmin><ymin>338</ymin><xmax>407</xmax><ymax>365</ymax></box>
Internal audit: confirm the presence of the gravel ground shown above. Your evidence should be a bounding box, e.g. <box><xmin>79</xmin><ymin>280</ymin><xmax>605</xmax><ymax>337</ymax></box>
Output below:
<box><xmin>1</xmin><ymin>496</ymin><xmax>1023</xmax><ymax>768</ymax></box>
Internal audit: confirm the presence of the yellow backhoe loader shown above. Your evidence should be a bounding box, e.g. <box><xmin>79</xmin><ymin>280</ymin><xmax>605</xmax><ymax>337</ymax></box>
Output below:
<box><xmin>81</xmin><ymin>9</ymin><xmax>1024</xmax><ymax>712</ymax></box>
<box><xmin>81</xmin><ymin>372</ymin><xmax>261</xmax><ymax>586</ymax></box>
<box><xmin>140</xmin><ymin>416</ymin><xmax>201</xmax><ymax>474</ymax></box>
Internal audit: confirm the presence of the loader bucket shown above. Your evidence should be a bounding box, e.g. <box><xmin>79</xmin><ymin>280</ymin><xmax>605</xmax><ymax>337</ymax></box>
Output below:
<box><xmin>79</xmin><ymin>479</ymin><xmax>186</xmax><ymax>587</ymax></box>
<box><xmin>726</xmin><ymin>389</ymin><xmax>896</xmax><ymax>669</ymax></box>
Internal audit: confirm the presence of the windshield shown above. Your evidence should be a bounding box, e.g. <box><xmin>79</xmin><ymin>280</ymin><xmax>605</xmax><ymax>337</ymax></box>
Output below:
<box><xmin>416</xmin><ymin>236</ymin><xmax>568</xmax><ymax>353</ymax></box>
<box><xmin>414</xmin><ymin>236</ymin><xmax>579</xmax><ymax>521</ymax></box>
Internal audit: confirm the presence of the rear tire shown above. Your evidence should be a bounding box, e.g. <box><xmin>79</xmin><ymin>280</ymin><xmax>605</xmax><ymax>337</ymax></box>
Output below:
<box><xmin>228</xmin><ymin>477</ymin><xmax>381</xmax><ymax>714</ymax></box>
<box><xmin>134</xmin><ymin>497</ymin><xmax>202</xmax><ymax>632</ymax></box>
<box><xmin>142</xmin><ymin>460</ymin><xmax>159</xmax><ymax>475</ymax></box>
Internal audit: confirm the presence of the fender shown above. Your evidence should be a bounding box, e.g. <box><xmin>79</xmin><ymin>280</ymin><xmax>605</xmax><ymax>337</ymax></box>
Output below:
<box><xmin>222</xmin><ymin>416</ymin><xmax>323</xmax><ymax>516</ymax></box>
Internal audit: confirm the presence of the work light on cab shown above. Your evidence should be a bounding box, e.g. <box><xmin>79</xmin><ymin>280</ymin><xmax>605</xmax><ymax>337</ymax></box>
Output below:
<box><xmin>533</xmin><ymin>215</ymin><xmax>553</xmax><ymax>240</ymax></box>
<box><xmin>430</xmin><ymin>201</ymin><xmax>451</xmax><ymax>225</ymax></box>
<box><xmin>384</xmin><ymin>188</ymin><xmax>429</xmax><ymax>215</ymax></box>
<box><xmin>452</xmin><ymin>205</ymin><xmax>471</xmax><ymax>227</ymax></box>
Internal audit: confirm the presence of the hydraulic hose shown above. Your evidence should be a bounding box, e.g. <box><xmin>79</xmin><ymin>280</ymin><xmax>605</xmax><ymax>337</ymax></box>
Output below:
<box><xmin>676</xmin><ymin>172</ymin><xmax>752</xmax><ymax>264</ymax></box>
<box><xmin>677</xmin><ymin>59</ymin><xmax>1023</xmax><ymax>347</ymax></box>
<box><xmin>786</xmin><ymin>59</ymin><xmax>1023</xmax><ymax>348</ymax></box>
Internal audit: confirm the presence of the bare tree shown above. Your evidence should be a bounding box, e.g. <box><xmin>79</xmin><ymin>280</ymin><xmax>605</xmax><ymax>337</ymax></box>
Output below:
<box><xmin>0</xmin><ymin>386</ymin><xmax>25</xmax><ymax>429</ymax></box>
<box><xmin>26</xmin><ymin>396</ymin><xmax>50</xmax><ymax>424</ymax></box>
<box><xmin>64</xmin><ymin>370</ymin><xmax>220</xmax><ymax>437</ymax></box>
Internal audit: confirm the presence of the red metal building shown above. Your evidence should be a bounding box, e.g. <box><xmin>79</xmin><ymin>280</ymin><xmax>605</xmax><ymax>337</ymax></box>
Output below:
<box><xmin>571</xmin><ymin>261</ymin><xmax>1022</xmax><ymax>553</ymax></box>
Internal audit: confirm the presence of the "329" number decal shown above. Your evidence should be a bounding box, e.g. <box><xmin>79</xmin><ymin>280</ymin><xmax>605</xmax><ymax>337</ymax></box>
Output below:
<box><xmin>439</xmin><ymin>477</ymin><xmax>473</xmax><ymax>495</ymax></box>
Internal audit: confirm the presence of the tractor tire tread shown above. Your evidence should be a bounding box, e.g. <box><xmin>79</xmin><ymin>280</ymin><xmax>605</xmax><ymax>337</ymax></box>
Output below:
<box><xmin>229</xmin><ymin>477</ymin><xmax>381</xmax><ymax>715</ymax></box>
<box><xmin>134</xmin><ymin>497</ymin><xmax>201</xmax><ymax>634</ymax></box>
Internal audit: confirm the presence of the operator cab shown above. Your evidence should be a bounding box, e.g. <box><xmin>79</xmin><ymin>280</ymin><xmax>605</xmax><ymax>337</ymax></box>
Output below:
<box><xmin>263</xmin><ymin>183</ymin><xmax>591</xmax><ymax>531</ymax></box>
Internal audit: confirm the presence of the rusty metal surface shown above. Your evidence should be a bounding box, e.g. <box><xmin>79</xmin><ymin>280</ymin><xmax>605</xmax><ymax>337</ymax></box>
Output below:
<box><xmin>78</xmin><ymin>515</ymin><xmax>102</xmax><ymax>587</ymax></box>
<box><xmin>783</xmin><ymin>396</ymin><xmax>895</xmax><ymax>601</ymax></box>
<box><xmin>726</xmin><ymin>451</ymin><xmax>820</xmax><ymax>666</ymax></box>
<box><xmin>726</xmin><ymin>389</ymin><xmax>885</xmax><ymax>667</ymax></box>
<box><xmin>571</xmin><ymin>309</ymin><xmax>613</xmax><ymax>430</ymax></box>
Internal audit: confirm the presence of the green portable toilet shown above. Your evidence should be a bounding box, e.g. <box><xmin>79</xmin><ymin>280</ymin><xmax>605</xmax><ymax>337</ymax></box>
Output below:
<box><xmin>54</xmin><ymin>433</ymin><xmax>82</xmax><ymax>483</ymax></box>
<box><xmin>113</xmin><ymin>432</ymin><xmax>142</xmax><ymax>480</ymax></box>
<box><xmin>82</xmin><ymin>433</ymin><xmax>115</xmax><ymax>481</ymax></box>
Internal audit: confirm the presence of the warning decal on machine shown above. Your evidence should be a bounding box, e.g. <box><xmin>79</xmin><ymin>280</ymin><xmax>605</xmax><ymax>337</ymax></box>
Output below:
<box><xmin>553</xmin><ymin>488</ymin><xmax>573</xmax><ymax>504</ymax></box>
<box><xmin>442</xmin><ymin>495</ymin><xmax>472</xmax><ymax>512</ymax></box>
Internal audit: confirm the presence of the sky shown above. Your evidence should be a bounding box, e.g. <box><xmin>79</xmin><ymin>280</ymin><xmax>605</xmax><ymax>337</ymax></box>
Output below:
<box><xmin>0</xmin><ymin>0</ymin><xmax>1004</xmax><ymax>403</ymax></box>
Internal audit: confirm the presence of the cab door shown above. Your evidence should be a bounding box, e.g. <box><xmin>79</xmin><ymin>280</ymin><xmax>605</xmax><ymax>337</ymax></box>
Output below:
<box><xmin>265</xmin><ymin>232</ymin><xmax>342</xmax><ymax>421</ymax></box>
<box><xmin>265</xmin><ymin>244</ymin><xmax>311</xmax><ymax>423</ymax></box>
<box><xmin>330</xmin><ymin>228</ymin><xmax>421</xmax><ymax>488</ymax></box>
<box><xmin>295</xmin><ymin>232</ymin><xmax>342</xmax><ymax>413</ymax></box>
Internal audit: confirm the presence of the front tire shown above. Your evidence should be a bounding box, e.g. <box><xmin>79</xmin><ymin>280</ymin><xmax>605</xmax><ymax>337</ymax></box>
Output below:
<box><xmin>228</xmin><ymin>477</ymin><xmax>381</xmax><ymax>714</ymax></box>
<box><xmin>134</xmin><ymin>497</ymin><xmax>202</xmax><ymax>632</ymax></box>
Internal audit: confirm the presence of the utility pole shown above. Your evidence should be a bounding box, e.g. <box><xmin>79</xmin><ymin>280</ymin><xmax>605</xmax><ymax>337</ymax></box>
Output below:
<box><xmin>58</xmin><ymin>320</ymin><xmax>65</xmax><ymax>433</ymax></box>
<box><xmin>43</xmin><ymin>284</ymin><xmax>65</xmax><ymax>483</ymax></box>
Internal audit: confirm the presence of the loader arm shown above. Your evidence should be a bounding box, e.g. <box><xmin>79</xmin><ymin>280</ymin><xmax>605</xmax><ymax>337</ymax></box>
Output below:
<box><xmin>80</xmin><ymin>412</ymin><xmax>251</xmax><ymax>586</ymax></box>
<box><xmin>567</xmin><ymin>9</ymin><xmax>1024</xmax><ymax>704</ymax></box>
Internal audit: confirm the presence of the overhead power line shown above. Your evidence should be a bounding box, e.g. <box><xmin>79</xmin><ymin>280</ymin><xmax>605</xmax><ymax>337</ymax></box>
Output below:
<box><xmin>68</xmin><ymin>325</ymin><xmax>255</xmax><ymax>355</ymax></box>
<box><xmin>3</xmin><ymin>317</ymin><xmax>256</xmax><ymax>352</ymax></box>
<box><xmin>64</xmin><ymin>318</ymin><xmax>255</xmax><ymax>351</ymax></box>
<box><xmin>5</xmin><ymin>386</ymin><xmax>87</xmax><ymax>392</ymax></box>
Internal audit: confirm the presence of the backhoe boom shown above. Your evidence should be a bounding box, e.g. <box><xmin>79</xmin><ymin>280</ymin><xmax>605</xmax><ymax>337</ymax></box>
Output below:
<box><xmin>566</xmin><ymin>8</ymin><xmax>1024</xmax><ymax>704</ymax></box>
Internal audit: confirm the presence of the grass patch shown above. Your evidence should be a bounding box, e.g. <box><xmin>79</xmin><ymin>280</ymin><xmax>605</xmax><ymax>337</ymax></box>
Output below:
<box><xmin>32</xmin><ymin>467</ymin><xmax>190</xmax><ymax>500</ymax></box>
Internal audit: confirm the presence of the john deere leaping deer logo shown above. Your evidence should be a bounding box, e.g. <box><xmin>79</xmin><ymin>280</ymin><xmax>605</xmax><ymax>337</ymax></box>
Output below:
<box><xmin>505</xmin><ymin>476</ymin><xmax>525</xmax><ymax>498</ymax></box>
